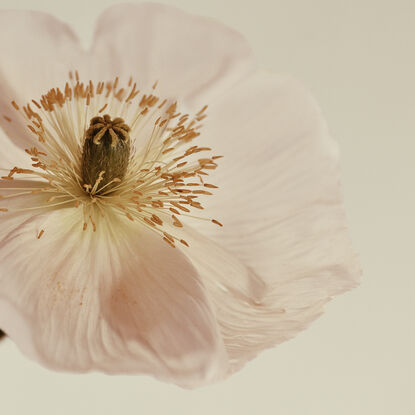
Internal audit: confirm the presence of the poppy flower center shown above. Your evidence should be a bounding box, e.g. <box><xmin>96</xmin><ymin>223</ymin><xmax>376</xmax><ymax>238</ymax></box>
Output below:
<box><xmin>0</xmin><ymin>72</ymin><xmax>224</xmax><ymax>246</ymax></box>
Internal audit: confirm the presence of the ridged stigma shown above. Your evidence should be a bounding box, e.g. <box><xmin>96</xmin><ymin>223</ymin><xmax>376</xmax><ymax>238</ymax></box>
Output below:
<box><xmin>81</xmin><ymin>114</ymin><xmax>131</xmax><ymax>193</ymax></box>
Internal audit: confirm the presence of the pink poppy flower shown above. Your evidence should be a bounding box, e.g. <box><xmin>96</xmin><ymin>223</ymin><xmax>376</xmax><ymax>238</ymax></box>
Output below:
<box><xmin>0</xmin><ymin>3</ymin><xmax>360</xmax><ymax>388</ymax></box>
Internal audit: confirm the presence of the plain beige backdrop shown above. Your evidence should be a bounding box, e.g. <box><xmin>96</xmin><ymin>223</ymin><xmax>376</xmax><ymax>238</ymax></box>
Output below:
<box><xmin>0</xmin><ymin>0</ymin><xmax>413</xmax><ymax>414</ymax></box>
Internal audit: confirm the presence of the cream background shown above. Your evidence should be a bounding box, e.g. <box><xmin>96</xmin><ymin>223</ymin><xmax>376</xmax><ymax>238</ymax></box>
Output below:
<box><xmin>0</xmin><ymin>0</ymin><xmax>413</xmax><ymax>414</ymax></box>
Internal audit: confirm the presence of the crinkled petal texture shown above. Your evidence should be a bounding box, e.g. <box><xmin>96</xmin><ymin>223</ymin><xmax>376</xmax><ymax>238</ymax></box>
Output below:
<box><xmin>0</xmin><ymin>3</ymin><xmax>255</xmax><ymax>148</ymax></box>
<box><xmin>0</xmin><ymin>10</ymin><xmax>85</xmax><ymax>148</ymax></box>
<box><xmin>179</xmin><ymin>71</ymin><xmax>361</xmax><ymax>370</ymax></box>
<box><xmin>90</xmin><ymin>3</ymin><xmax>255</xmax><ymax>105</ymax></box>
<box><xmin>0</xmin><ymin>198</ymin><xmax>227</xmax><ymax>387</ymax></box>
<box><xmin>0</xmin><ymin>3</ymin><xmax>360</xmax><ymax>386</ymax></box>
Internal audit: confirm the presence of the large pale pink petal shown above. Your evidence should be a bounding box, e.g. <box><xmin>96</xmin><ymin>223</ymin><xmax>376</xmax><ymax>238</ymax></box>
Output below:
<box><xmin>200</xmin><ymin>71</ymin><xmax>360</xmax><ymax>287</ymax></box>
<box><xmin>176</xmin><ymin>71</ymin><xmax>360</xmax><ymax>368</ymax></box>
<box><xmin>0</xmin><ymin>4</ymin><xmax>255</xmax><ymax>149</ymax></box>
<box><xmin>91</xmin><ymin>3</ymin><xmax>255</xmax><ymax>107</ymax></box>
<box><xmin>0</xmin><ymin>208</ymin><xmax>226</xmax><ymax>387</ymax></box>
<box><xmin>0</xmin><ymin>10</ymin><xmax>85</xmax><ymax>148</ymax></box>
<box><xmin>0</xmin><ymin>128</ymin><xmax>29</xmax><ymax>171</ymax></box>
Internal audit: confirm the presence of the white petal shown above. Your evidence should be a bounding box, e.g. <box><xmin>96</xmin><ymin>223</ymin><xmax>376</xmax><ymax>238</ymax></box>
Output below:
<box><xmin>0</xmin><ymin>128</ymin><xmax>29</xmax><ymax>169</ymax></box>
<box><xmin>91</xmin><ymin>3</ymin><xmax>255</xmax><ymax>107</ymax></box>
<box><xmin>201</xmin><ymin>71</ymin><xmax>360</xmax><ymax>287</ymax></box>
<box><xmin>0</xmin><ymin>208</ymin><xmax>227</xmax><ymax>387</ymax></box>
<box><xmin>177</xmin><ymin>71</ymin><xmax>360</xmax><ymax>368</ymax></box>
<box><xmin>160</xmin><ymin>226</ymin><xmax>311</xmax><ymax>371</ymax></box>
<box><xmin>0</xmin><ymin>11</ymin><xmax>86</xmax><ymax>148</ymax></box>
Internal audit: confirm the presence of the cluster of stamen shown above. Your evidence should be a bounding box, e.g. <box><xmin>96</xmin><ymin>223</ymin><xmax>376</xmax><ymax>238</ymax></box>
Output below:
<box><xmin>0</xmin><ymin>72</ymin><xmax>222</xmax><ymax>248</ymax></box>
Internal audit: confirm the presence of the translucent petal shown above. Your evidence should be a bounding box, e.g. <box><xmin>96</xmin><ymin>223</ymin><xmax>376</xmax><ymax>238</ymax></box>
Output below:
<box><xmin>0</xmin><ymin>208</ymin><xmax>227</xmax><ymax>387</ymax></box>
<box><xmin>175</xmin><ymin>71</ymin><xmax>360</xmax><ymax>369</ymax></box>
<box><xmin>91</xmin><ymin>3</ymin><xmax>255</xmax><ymax>107</ymax></box>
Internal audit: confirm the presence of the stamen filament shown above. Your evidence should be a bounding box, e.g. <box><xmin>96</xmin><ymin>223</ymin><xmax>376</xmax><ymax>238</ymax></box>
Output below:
<box><xmin>1</xmin><ymin>74</ymin><xmax>221</xmax><ymax>245</ymax></box>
